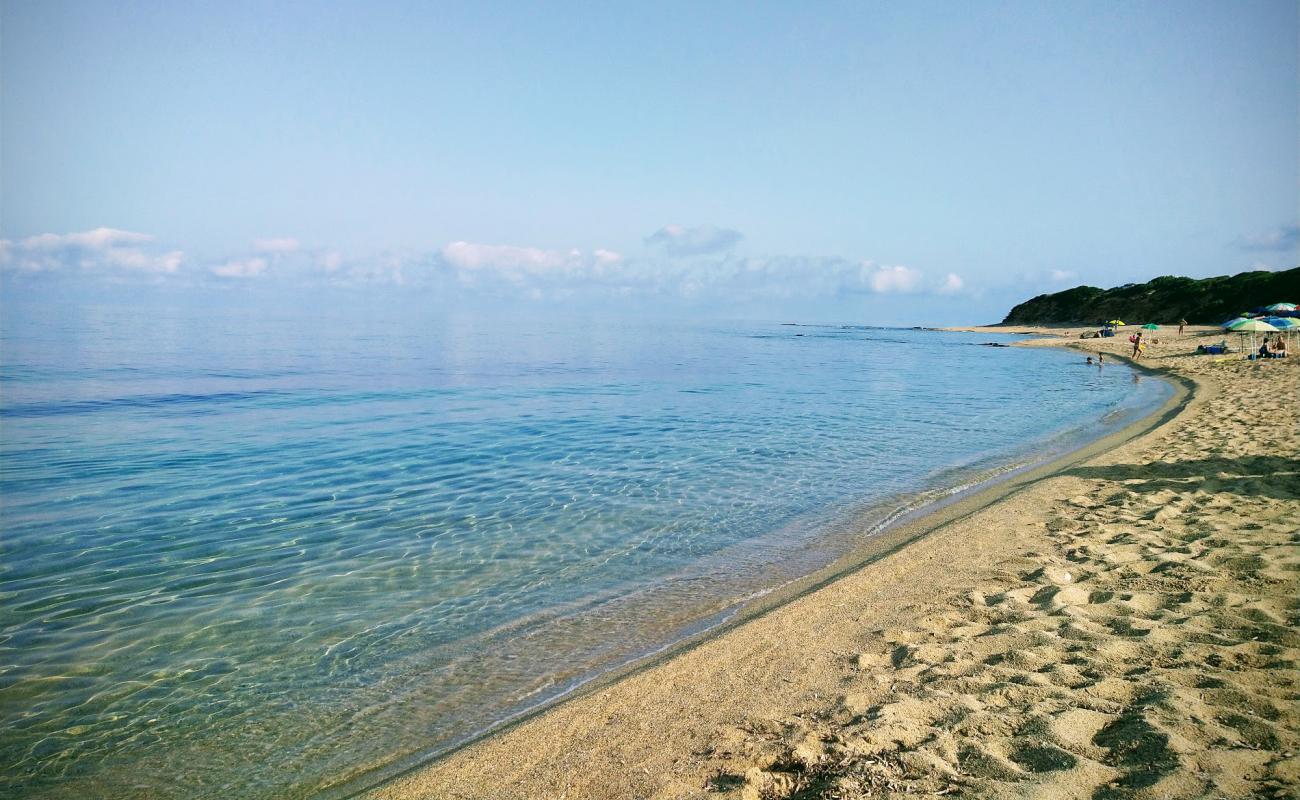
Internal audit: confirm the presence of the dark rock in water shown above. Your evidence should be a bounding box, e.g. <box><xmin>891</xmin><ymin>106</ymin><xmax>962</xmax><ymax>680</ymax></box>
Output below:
<box><xmin>982</xmin><ymin>342</ymin><xmax>1010</xmax><ymax>347</ymax></box>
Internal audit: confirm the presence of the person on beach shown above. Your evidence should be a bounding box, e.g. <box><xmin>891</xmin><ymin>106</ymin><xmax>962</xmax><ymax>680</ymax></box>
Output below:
<box><xmin>1131</xmin><ymin>333</ymin><xmax>1143</xmax><ymax>359</ymax></box>
<box><xmin>1259</xmin><ymin>337</ymin><xmax>1273</xmax><ymax>360</ymax></box>
<box><xmin>1275</xmin><ymin>337</ymin><xmax>1288</xmax><ymax>357</ymax></box>
<box><xmin>1097</xmin><ymin>353</ymin><xmax>1105</xmax><ymax>365</ymax></box>
<box><xmin>1178</xmin><ymin>318</ymin><xmax>1187</xmax><ymax>335</ymax></box>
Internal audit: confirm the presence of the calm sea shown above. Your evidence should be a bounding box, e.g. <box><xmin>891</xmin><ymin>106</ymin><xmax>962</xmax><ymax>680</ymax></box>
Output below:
<box><xmin>0</xmin><ymin>304</ymin><xmax>1170</xmax><ymax>798</ymax></box>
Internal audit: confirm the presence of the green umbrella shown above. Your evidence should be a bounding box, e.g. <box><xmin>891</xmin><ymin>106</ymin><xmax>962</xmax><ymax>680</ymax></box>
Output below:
<box><xmin>1227</xmin><ymin>318</ymin><xmax>1278</xmax><ymax>358</ymax></box>
<box><xmin>1229</xmin><ymin>319</ymin><xmax>1279</xmax><ymax>332</ymax></box>
<box><xmin>1265</xmin><ymin>302</ymin><xmax>1296</xmax><ymax>312</ymax></box>
<box><xmin>1141</xmin><ymin>323</ymin><xmax>1159</xmax><ymax>330</ymax></box>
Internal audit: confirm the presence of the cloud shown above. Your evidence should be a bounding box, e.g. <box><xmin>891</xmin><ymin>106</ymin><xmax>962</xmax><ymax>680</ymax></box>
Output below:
<box><xmin>439</xmin><ymin>242</ymin><xmax>625</xmax><ymax>288</ymax></box>
<box><xmin>864</xmin><ymin>263</ymin><xmax>922</xmax><ymax>293</ymax></box>
<box><xmin>1049</xmin><ymin>269</ymin><xmax>1077</xmax><ymax>282</ymax></box>
<box><xmin>2</xmin><ymin>227</ymin><xmax>977</xmax><ymax>311</ymax></box>
<box><xmin>253</xmin><ymin>237</ymin><xmax>301</xmax><ymax>254</ymax></box>
<box><xmin>645</xmin><ymin>224</ymin><xmax>743</xmax><ymax>257</ymax></box>
<box><xmin>21</xmin><ymin>227</ymin><xmax>154</xmax><ymax>250</ymax></box>
<box><xmin>1234</xmin><ymin>225</ymin><xmax>1300</xmax><ymax>253</ymax></box>
<box><xmin>318</xmin><ymin>250</ymin><xmax>344</xmax><ymax>273</ymax></box>
<box><xmin>1</xmin><ymin>227</ymin><xmax>181</xmax><ymax>274</ymax></box>
<box><xmin>442</xmin><ymin>241</ymin><xmax>572</xmax><ymax>272</ymax></box>
<box><xmin>211</xmin><ymin>257</ymin><xmax>268</xmax><ymax>278</ymax></box>
<box><xmin>594</xmin><ymin>248</ymin><xmax>623</xmax><ymax>265</ymax></box>
<box><xmin>107</xmin><ymin>248</ymin><xmax>183</xmax><ymax>273</ymax></box>
<box><xmin>936</xmin><ymin>272</ymin><xmax>965</xmax><ymax>295</ymax></box>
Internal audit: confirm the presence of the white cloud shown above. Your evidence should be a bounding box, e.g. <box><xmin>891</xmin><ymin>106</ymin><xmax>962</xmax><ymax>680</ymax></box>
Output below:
<box><xmin>1</xmin><ymin>227</ymin><xmax>980</xmax><ymax>312</ymax></box>
<box><xmin>318</xmin><ymin>250</ymin><xmax>344</xmax><ymax>273</ymax></box>
<box><xmin>937</xmin><ymin>272</ymin><xmax>965</xmax><ymax>295</ymax></box>
<box><xmin>1</xmin><ymin>227</ymin><xmax>181</xmax><ymax>274</ymax></box>
<box><xmin>439</xmin><ymin>242</ymin><xmax>625</xmax><ymax>286</ymax></box>
<box><xmin>253</xmin><ymin>237</ymin><xmax>301</xmax><ymax>254</ymax></box>
<box><xmin>106</xmin><ymin>248</ymin><xmax>183</xmax><ymax>274</ymax></box>
<box><xmin>1049</xmin><ymin>269</ymin><xmax>1077</xmax><ymax>282</ymax></box>
<box><xmin>442</xmin><ymin>241</ymin><xmax>570</xmax><ymax>272</ymax></box>
<box><xmin>22</xmin><ymin>227</ymin><xmax>154</xmax><ymax>250</ymax></box>
<box><xmin>645</xmin><ymin>224</ymin><xmax>743</xmax><ymax>257</ymax></box>
<box><xmin>864</xmin><ymin>264</ymin><xmax>922</xmax><ymax>293</ymax></box>
<box><xmin>211</xmin><ymin>257</ymin><xmax>268</xmax><ymax>278</ymax></box>
<box><xmin>1235</xmin><ymin>225</ymin><xmax>1300</xmax><ymax>253</ymax></box>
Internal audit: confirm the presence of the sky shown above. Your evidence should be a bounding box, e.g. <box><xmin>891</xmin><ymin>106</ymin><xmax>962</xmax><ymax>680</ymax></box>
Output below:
<box><xmin>2</xmin><ymin>0</ymin><xmax>1297</xmax><ymax>324</ymax></box>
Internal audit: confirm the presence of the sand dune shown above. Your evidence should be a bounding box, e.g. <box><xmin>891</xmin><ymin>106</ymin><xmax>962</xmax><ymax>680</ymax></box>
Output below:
<box><xmin>365</xmin><ymin>326</ymin><xmax>1298</xmax><ymax>800</ymax></box>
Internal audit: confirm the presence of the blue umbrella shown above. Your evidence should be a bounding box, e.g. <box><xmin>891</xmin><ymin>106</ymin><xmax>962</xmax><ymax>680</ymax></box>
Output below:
<box><xmin>1261</xmin><ymin>317</ymin><xmax>1298</xmax><ymax>355</ymax></box>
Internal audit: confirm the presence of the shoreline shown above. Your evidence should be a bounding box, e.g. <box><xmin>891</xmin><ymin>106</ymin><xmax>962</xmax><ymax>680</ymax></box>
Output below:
<box><xmin>330</xmin><ymin>340</ymin><xmax>1188</xmax><ymax>799</ymax></box>
<box><xmin>359</xmin><ymin>324</ymin><xmax>1300</xmax><ymax>799</ymax></box>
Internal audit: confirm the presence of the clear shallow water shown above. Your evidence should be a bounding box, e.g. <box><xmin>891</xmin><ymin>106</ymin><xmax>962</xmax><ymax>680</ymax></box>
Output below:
<box><xmin>0</xmin><ymin>305</ymin><xmax>1171</xmax><ymax>798</ymax></box>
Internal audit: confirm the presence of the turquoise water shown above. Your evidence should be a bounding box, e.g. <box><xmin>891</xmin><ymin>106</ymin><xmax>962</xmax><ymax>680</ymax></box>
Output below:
<box><xmin>0</xmin><ymin>305</ymin><xmax>1170</xmax><ymax>798</ymax></box>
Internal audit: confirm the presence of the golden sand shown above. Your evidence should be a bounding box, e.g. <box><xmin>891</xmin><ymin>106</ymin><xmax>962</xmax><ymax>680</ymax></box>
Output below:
<box><xmin>363</xmin><ymin>325</ymin><xmax>1299</xmax><ymax>800</ymax></box>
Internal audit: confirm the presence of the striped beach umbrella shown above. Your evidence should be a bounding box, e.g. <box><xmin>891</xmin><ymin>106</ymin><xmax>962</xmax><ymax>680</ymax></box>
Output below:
<box><xmin>1265</xmin><ymin>302</ymin><xmax>1296</xmax><ymax>312</ymax></box>
<box><xmin>1262</xmin><ymin>316</ymin><xmax>1299</xmax><ymax>353</ymax></box>
<box><xmin>1227</xmin><ymin>318</ymin><xmax>1278</xmax><ymax>358</ymax></box>
<box><xmin>1261</xmin><ymin>316</ymin><xmax>1300</xmax><ymax>329</ymax></box>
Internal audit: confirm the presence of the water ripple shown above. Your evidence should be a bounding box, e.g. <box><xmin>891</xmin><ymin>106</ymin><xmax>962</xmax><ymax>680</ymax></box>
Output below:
<box><xmin>0</xmin><ymin>315</ymin><xmax>1170</xmax><ymax>799</ymax></box>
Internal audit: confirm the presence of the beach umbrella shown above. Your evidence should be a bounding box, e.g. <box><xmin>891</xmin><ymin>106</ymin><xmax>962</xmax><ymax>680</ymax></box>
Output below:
<box><xmin>1262</xmin><ymin>316</ymin><xmax>1299</xmax><ymax>352</ymax></box>
<box><xmin>1141</xmin><ymin>323</ymin><xmax>1159</xmax><ymax>330</ymax></box>
<box><xmin>1229</xmin><ymin>319</ymin><xmax>1279</xmax><ymax>332</ymax></box>
<box><xmin>1221</xmin><ymin>317</ymin><xmax>1248</xmax><ymax>330</ymax></box>
<box><xmin>1265</xmin><ymin>302</ymin><xmax>1296</xmax><ymax>312</ymax></box>
<box><xmin>1107</xmin><ymin>320</ymin><xmax>1126</xmax><ymax>326</ymax></box>
<box><xmin>1227</xmin><ymin>318</ymin><xmax>1279</xmax><ymax>358</ymax></box>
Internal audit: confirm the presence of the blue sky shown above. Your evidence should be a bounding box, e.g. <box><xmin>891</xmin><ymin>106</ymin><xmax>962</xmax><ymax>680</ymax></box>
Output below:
<box><xmin>2</xmin><ymin>0</ymin><xmax>1296</xmax><ymax>324</ymax></box>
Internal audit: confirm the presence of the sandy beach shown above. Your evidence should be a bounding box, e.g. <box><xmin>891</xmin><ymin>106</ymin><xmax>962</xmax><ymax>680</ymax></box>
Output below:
<box><xmin>362</xmin><ymin>326</ymin><xmax>1299</xmax><ymax>800</ymax></box>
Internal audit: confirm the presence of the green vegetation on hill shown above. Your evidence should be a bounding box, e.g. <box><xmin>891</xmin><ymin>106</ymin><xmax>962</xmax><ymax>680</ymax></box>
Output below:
<box><xmin>1001</xmin><ymin>267</ymin><xmax>1300</xmax><ymax>325</ymax></box>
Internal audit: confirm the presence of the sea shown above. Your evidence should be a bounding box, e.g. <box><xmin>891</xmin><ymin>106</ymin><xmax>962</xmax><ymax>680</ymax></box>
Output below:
<box><xmin>0</xmin><ymin>303</ymin><xmax>1172</xmax><ymax>799</ymax></box>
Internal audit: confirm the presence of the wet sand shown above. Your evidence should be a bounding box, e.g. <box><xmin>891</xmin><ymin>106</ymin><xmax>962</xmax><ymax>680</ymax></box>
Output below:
<box><xmin>361</xmin><ymin>325</ymin><xmax>1299</xmax><ymax>800</ymax></box>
